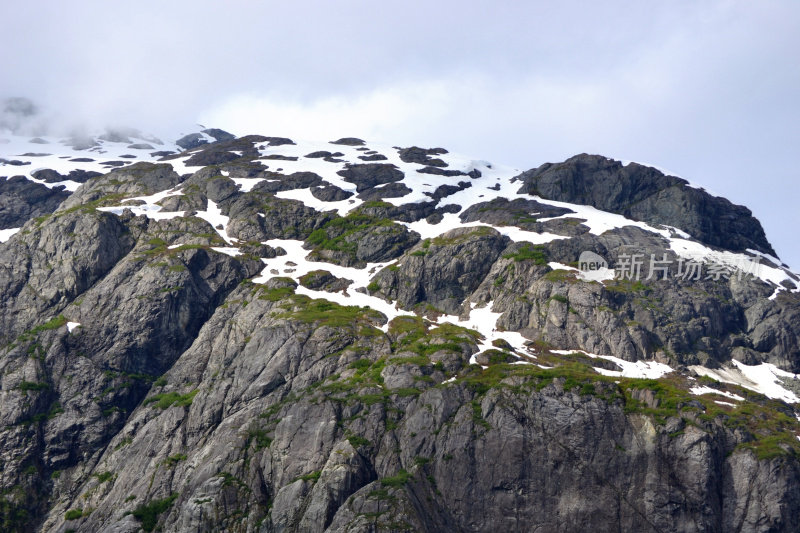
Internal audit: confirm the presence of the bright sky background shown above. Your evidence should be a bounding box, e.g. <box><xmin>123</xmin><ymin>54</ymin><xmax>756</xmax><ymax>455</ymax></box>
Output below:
<box><xmin>2</xmin><ymin>0</ymin><xmax>799</xmax><ymax>266</ymax></box>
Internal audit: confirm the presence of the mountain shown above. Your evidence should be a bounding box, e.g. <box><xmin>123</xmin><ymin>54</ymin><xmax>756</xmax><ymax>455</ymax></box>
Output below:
<box><xmin>1</xmin><ymin>122</ymin><xmax>800</xmax><ymax>532</ymax></box>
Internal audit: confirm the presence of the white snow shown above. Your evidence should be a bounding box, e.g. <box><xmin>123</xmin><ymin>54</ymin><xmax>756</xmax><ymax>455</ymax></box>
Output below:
<box><xmin>669</xmin><ymin>238</ymin><xmax>798</xmax><ymax>296</ymax></box>
<box><xmin>0</xmin><ymin>130</ymin><xmax>184</xmax><ymax>193</ymax></box>
<box><xmin>550</xmin><ymin>349</ymin><xmax>674</xmax><ymax>379</ymax></box>
<box><xmin>96</xmin><ymin>186</ymin><xmax>185</xmax><ymax>221</ymax></box>
<box><xmin>591</xmin><ymin>356</ymin><xmax>673</xmax><ymax>379</ymax></box>
<box><xmin>163</xmin><ymin>155</ymin><xmax>196</xmax><ymax>176</ymax></box>
<box><xmin>276</xmin><ymin>187</ymin><xmax>355</xmax><ymax>215</ymax></box>
<box><xmin>250</xmin><ymin>238</ymin><xmax>401</xmax><ymax>330</ymax></box>
<box><xmin>195</xmin><ymin>200</ymin><xmax>236</xmax><ymax>244</ymax></box>
<box><xmin>66</xmin><ymin>322</ymin><xmax>81</xmax><ymax>333</ymax></box>
<box><xmin>663</xmin><ymin>225</ymin><xmax>692</xmax><ymax>239</ymax></box>
<box><xmin>402</xmin><ymin>214</ymin><xmax>565</xmax><ymax>244</ymax></box>
<box><xmin>0</xmin><ymin>227</ymin><xmax>20</xmax><ymax>243</ymax></box>
<box><xmin>255</xmin><ymin>139</ymin><xmax>690</xmax><ymax>251</ymax></box>
<box><xmin>230</xmin><ymin>177</ymin><xmax>266</xmax><ymax>192</ymax></box>
<box><xmin>689</xmin><ymin>386</ymin><xmax>744</xmax><ymax>401</ymax></box>
<box><xmin>546</xmin><ymin>261</ymin><xmax>615</xmax><ymax>283</ymax></box>
<box><xmin>433</xmin><ymin>302</ymin><xmax>536</xmax><ymax>365</ymax></box>
<box><xmin>689</xmin><ymin>360</ymin><xmax>800</xmax><ymax>403</ymax></box>
<box><xmin>533</xmin><ymin>198</ymin><xmax>679</xmax><ymax>239</ymax></box>
<box><xmin>210</xmin><ymin>247</ymin><xmax>242</xmax><ymax>257</ymax></box>
<box><xmin>6</xmin><ymin>132</ymin><xmax>800</xmax><ymax>404</ymax></box>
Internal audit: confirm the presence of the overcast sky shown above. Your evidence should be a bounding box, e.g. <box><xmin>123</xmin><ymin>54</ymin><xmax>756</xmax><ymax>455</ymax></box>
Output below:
<box><xmin>2</xmin><ymin>0</ymin><xmax>799</xmax><ymax>266</ymax></box>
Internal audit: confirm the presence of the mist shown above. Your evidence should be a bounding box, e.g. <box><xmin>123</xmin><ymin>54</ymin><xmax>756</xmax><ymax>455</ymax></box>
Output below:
<box><xmin>2</xmin><ymin>0</ymin><xmax>799</xmax><ymax>266</ymax></box>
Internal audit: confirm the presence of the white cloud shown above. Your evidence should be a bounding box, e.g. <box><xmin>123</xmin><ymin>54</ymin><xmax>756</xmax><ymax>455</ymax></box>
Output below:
<box><xmin>199</xmin><ymin>81</ymin><xmax>453</xmax><ymax>144</ymax></box>
<box><xmin>2</xmin><ymin>0</ymin><xmax>799</xmax><ymax>266</ymax></box>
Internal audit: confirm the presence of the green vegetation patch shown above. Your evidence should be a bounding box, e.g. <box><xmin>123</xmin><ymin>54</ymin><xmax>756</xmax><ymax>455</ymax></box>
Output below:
<box><xmin>130</xmin><ymin>493</ymin><xmax>179</xmax><ymax>532</ymax></box>
<box><xmin>258</xmin><ymin>285</ymin><xmax>296</xmax><ymax>302</ymax></box>
<box><xmin>163</xmin><ymin>454</ymin><xmax>187</xmax><ymax>467</ymax></box>
<box><xmin>64</xmin><ymin>508</ymin><xmax>85</xmax><ymax>520</ymax></box>
<box><xmin>17</xmin><ymin>380</ymin><xmax>50</xmax><ymax>392</ymax></box>
<box><xmin>294</xmin><ymin>470</ymin><xmax>322</xmax><ymax>483</ymax></box>
<box><xmin>347</xmin><ymin>435</ymin><xmax>371</xmax><ymax>448</ymax></box>
<box><xmin>543</xmin><ymin>269</ymin><xmax>578</xmax><ymax>283</ymax></box>
<box><xmin>93</xmin><ymin>471</ymin><xmax>114</xmax><ymax>483</ymax></box>
<box><xmin>431</xmin><ymin>226</ymin><xmax>494</xmax><ymax>246</ymax></box>
<box><xmin>380</xmin><ymin>469</ymin><xmax>412</xmax><ymax>488</ymax></box>
<box><xmin>388</xmin><ymin>316</ymin><xmax>480</xmax><ymax>359</ymax></box>
<box><xmin>16</xmin><ymin>315</ymin><xmax>67</xmax><ymax>343</ymax></box>
<box><xmin>502</xmin><ymin>243</ymin><xmax>547</xmax><ymax>264</ymax></box>
<box><xmin>247</xmin><ymin>427</ymin><xmax>273</xmax><ymax>450</ymax></box>
<box><xmin>603</xmin><ymin>278</ymin><xmax>650</xmax><ymax>294</ymax></box>
<box><xmin>144</xmin><ymin>389</ymin><xmax>198</xmax><ymax>409</ymax></box>
<box><xmin>276</xmin><ymin>291</ymin><xmax>385</xmax><ymax>329</ymax></box>
<box><xmin>622</xmin><ymin>379</ymin><xmax>800</xmax><ymax>459</ymax></box>
<box><xmin>307</xmin><ymin>211</ymin><xmax>396</xmax><ymax>253</ymax></box>
<box><xmin>59</xmin><ymin>193</ymin><xmax>129</xmax><ymax>215</ymax></box>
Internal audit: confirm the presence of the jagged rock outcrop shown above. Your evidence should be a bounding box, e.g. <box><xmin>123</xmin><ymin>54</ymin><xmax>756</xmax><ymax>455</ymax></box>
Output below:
<box><xmin>1</xmin><ymin>133</ymin><xmax>800</xmax><ymax>532</ymax></box>
<box><xmin>515</xmin><ymin>154</ymin><xmax>775</xmax><ymax>255</ymax></box>
<box><xmin>0</xmin><ymin>177</ymin><xmax>70</xmax><ymax>229</ymax></box>
<box><xmin>33</xmin><ymin>284</ymin><xmax>800</xmax><ymax>533</ymax></box>
<box><xmin>370</xmin><ymin>227</ymin><xmax>510</xmax><ymax>315</ymax></box>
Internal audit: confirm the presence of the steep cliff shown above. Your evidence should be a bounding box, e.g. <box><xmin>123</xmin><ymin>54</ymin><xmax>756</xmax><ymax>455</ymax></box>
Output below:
<box><xmin>1</xmin><ymin>130</ymin><xmax>799</xmax><ymax>532</ymax></box>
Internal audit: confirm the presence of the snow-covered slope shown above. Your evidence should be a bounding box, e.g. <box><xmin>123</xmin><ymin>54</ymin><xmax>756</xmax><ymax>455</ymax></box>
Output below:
<box><xmin>3</xmin><ymin>132</ymin><xmax>800</xmax><ymax>401</ymax></box>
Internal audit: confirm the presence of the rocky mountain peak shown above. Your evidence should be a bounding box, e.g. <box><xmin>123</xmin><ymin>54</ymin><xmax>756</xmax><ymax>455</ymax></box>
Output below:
<box><xmin>1</xmin><ymin>128</ymin><xmax>800</xmax><ymax>532</ymax></box>
<box><xmin>516</xmin><ymin>153</ymin><xmax>776</xmax><ymax>256</ymax></box>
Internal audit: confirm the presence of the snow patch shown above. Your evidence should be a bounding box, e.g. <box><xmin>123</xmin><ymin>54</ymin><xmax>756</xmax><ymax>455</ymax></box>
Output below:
<box><xmin>195</xmin><ymin>200</ymin><xmax>236</xmax><ymax>245</ymax></box>
<box><xmin>689</xmin><ymin>361</ymin><xmax>800</xmax><ymax>403</ymax></box>
<box><xmin>669</xmin><ymin>238</ymin><xmax>798</xmax><ymax>296</ymax></box>
<box><xmin>230</xmin><ymin>177</ymin><xmax>265</xmax><ymax>193</ymax></box>
<box><xmin>251</xmin><ymin>238</ymin><xmax>400</xmax><ymax>330</ymax></box>
<box><xmin>0</xmin><ymin>227</ymin><xmax>21</xmax><ymax>243</ymax></box>
<box><xmin>550</xmin><ymin>349</ymin><xmax>673</xmax><ymax>379</ymax></box>
<box><xmin>689</xmin><ymin>386</ymin><xmax>744</xmax><ymax>401</ymax></box>
<box><xmin>210</xmin><ymin>247</ymin><xmax>242</xmax><ymax>257</ymax></box>
<box><xmin>547</xmin><ymin>262</ymin><xmax>615</xmax><ymax>283</ymax></box>
<box><xmin>403</xmin><ymin>214</ymin><xmax>564</xmax><ymax>244</ymax></box>
<box><xmin>276</xmin><ymin>187</ymin><xmax>355</xmax><ymax>216</ymax></box>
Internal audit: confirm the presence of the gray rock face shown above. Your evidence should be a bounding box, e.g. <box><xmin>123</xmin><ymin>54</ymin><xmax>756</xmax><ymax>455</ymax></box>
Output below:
<box><xmin>59</xmin><ymin>162</ymin><xmax>183</xmax><ymax>212</ymax></box>
<box><xmin>298</xmin><ymin>269</ymin><xmax>353</xmax><ymax>293</ymax></box>
<box><xmin>311</xmin><ymin>184</ymin><xmax>353</xmax><ymax>202</ymax></box>
<box><xmin>175</xmin><ymin>133</ymin><xmax>208</xmax><ymax>150</ymax></box>
<box><xmin>0</xmin><ymin>208</ymin><xmax>262</xmax><ymax>531</ymax></box>
<box><xmin>201</xmin><ymin>128</ymin><xmax>235</xmax><ymax>142</ymax></box>
<box><xmin>337</xmin><ymin>163</ymin><xmax>405</xmax><ymax>192</ymax></box>
<box><xmin>516</xmin><ymin>154</ymin><xmax>775</xmax><ymax>255</ymax></box>
<box><xmin>0</xmin><ymin>210</ymin><xmax>136</xmax><ymax>342</ymax></box>
<box><xmin>0</xmin><ymin>176</ymin><xmax>70</xmax><ymax>229</ymax></box>
<box><xmin>330</xmin><ymin>137</ymin><xmax>366</xmax><ymax>146</ymax></box>
<box><xmin>31</xmin><ymin>169</ymin><xmax>101</xmax><ymax>184</ymax></box>
<box><xmin>356</xmin><ymin>182</ymin><xmax>412</xmax><ymax>201</ymax></box>
<box><xmin>226</xmin><ymin>192</ymin><xmax>334</xmax><ymax>242</ymax></box>
<box><xmin>370</xmin><ymin>227</ymin><xmax>511</xmax><ymax>315</ymax></box>
<box><xmin>304</xmin><ymin>212</ymin><xmax>421</xmax><ymax>268</ymax></box>
<box><xmin>398</xmin><ymin>146</ymin><xmax>449</xmax><ymax>167</ymax></box>
<box><xmin>1</xmin><ymin>142</ymin><xmax>800</xmax><ymax>533</ymax></box>
<box><xmin>28</xmin><ymin>284</ymin><xmax>800</xmax><ymax>533</ymax></box>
